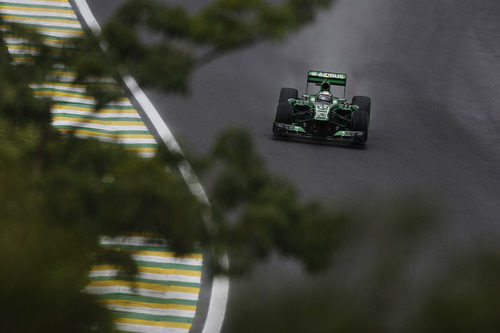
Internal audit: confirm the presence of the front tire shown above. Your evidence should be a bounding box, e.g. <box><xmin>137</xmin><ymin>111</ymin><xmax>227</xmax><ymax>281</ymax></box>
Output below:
<box><xmin>352</xmin><ymin>96</ymin><xmax>371</xmax><ymax>115</ymax></box>
<box><xmin>275</xmin><ymin>102</ymin><xmax>294</xmax><ymax>123</ymax></box>
<box><xmin>273</xmin><ymin>102</ymin><xmax>294</xmax><ymax>135</ymax></box>
<box><xmin>351</xmin><ymin>110</ymin><xmax>369</xmax><ymax>143</ymax></box>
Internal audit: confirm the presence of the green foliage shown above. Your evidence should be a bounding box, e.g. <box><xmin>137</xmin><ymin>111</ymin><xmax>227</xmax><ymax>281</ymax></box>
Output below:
<box><xmin>102</xmin><ymin>0</ymin><xmax>335</xmax><ymax>86</ymax></box>
<box><xmin>205</xmin><ymin>129</ymin><xmax>348</xmax><ymax>273</ymax></box>
<box><xmin>0</xmin><ymin>201</ymin><xmax>114</xmax><ymax>332</ymax></box>
<box><xmin>0</xmin><ymin>117</ymin><xmax>112</xmax><ymax>331</ymax></box>
<box><xmin>223</xmin><ymin>199</ymin><xmax>500</xmax><ymax>333</ymax></box>
<box><xmin>415</xmin><ymin>250</ymin><xmax>500</xmax><ymax>333</ymax></box>
<box><xmin>0</xmin><ymin>1</ymin><xmax>336</xmax><ymax>330</ymax></box>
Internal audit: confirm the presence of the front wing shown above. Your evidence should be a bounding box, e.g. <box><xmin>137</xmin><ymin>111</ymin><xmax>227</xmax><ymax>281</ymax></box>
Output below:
<box><xmin>273</xmin><ymin>122</ymin><xmax>366</xmax><ymax>144</ymax></box>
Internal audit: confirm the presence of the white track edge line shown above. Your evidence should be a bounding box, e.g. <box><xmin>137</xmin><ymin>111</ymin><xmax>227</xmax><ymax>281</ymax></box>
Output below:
<box><xmin>71</xmin><ymin>1</ymin><xmax>229</xmax><ymax>332</ymax></box>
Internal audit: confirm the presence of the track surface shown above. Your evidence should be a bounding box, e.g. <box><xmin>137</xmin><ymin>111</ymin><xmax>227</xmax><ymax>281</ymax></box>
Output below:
<box><xmin>88</xmin><ymin>0</ymin><xmax>500</xmax><ymax>331</ymax></box>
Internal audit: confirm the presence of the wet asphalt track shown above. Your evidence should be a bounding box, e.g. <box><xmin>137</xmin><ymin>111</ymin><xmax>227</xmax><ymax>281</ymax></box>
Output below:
<box><xmin>87</xmin><ymin>0</ymin><xmax>500</xmax><ymax>331</ymax></box>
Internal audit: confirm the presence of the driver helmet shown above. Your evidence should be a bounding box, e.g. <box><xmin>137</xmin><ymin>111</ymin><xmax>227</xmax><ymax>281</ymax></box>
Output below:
<box><xmin>318</xmin><ymin>91</ymin><xmax>333</xmax><ymax>103</ymax></box>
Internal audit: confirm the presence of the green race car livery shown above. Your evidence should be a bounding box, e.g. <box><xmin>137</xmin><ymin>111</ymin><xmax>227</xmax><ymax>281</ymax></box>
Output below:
<box><xmin>273</xmin><ymin>71</ymin><xmax>371</xmax><ymax>145</ymax></box>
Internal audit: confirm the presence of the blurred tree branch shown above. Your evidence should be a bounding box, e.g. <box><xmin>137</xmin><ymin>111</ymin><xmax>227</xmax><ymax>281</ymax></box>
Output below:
<box><xmin>1</xmin><ymin>1</ymin><xmax>338</xmax><ymax>330</ymax></box>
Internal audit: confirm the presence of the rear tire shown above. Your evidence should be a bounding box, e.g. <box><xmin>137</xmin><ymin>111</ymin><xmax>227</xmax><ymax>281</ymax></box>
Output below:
<box><xmin>352</xmin><ymin>96</ymin><xmax>371</xmax><ymax>115</ymax></box>
<box><xmin>279</xmin><ymin>88</ymin><xmax>298</xmax><ymax>104</ymax></box>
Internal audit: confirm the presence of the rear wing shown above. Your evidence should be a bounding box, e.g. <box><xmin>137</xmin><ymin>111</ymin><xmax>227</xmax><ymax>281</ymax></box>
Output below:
<box><xmin>307</xmin><ymin>71</ymin><xmax>347</xmax><ymax>87</ymax></box>
<box><xmin>306</xmin><ymin>70</ymin><xmax>348</xmax><ymax>97</ymax></box>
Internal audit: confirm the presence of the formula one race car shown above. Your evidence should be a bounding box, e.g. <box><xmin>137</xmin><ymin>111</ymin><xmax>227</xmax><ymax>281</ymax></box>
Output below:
<box><xmin>272</xmin><ymin>71</ymin><xmax>371</xmax><ymax>145</ymax></box>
